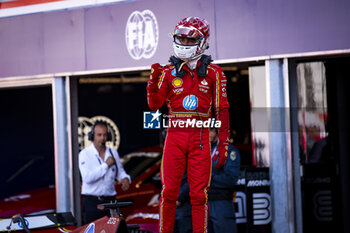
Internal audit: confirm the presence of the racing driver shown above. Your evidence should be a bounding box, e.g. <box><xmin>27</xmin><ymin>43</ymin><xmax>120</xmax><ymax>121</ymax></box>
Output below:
<box><xmin>146</xmin><ymin>17</ymin><xmax>230</xmax><ymax>233</ymax></box>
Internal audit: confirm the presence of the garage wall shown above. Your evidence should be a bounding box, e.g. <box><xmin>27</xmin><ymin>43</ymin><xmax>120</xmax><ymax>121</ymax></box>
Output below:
<box><xmin>0</xmin><ymin>0</ymin><xmax>349</xmax><ymax>78</ymax></box>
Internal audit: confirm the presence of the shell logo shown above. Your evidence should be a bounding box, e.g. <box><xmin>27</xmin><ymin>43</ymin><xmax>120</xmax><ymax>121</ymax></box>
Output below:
<box><xmin>172</xmin><ymin>78</ymin><xmax>183</xmax><ymax>88</ymax></box>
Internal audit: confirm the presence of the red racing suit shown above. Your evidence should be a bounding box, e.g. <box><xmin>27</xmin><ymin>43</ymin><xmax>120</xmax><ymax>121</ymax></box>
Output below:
<box><xmin>147</xmin><ymin>55</ymin><xmax>230</xmax><ymax>233</ymax></box>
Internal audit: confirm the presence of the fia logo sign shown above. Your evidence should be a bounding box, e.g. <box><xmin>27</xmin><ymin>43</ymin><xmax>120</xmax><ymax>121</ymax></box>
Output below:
<box><xmin>125</xmin><ymin>10</ymin><xmax>159</xmax><ymax>60</ymax></box>
<box><xmin>143</xmin><ymin>110</ymin><xmax>161</xmax><ymax>129</ymax></box>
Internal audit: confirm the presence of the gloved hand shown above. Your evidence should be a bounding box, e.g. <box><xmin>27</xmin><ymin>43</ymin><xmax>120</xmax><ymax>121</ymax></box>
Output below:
<box><xmin>151</xmin><ymin>63</ymin><xmax>163</xmax><ymax>78</ymax></box>
<box><xmin>212</xmin><ymin>144</ymin><xmax>228</xmax><ymax>169</ymax></box>
<box><xmin>147</xmin><ymin>63</ymin><xmax>163</xmax><ymax>92</ymax></box>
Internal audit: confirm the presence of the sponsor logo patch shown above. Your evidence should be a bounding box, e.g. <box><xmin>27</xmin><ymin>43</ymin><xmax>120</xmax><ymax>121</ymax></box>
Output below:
<box><xmin>199</xmin><ymin>88</ymin><xmax>208</xmax><ymax>93</ymax></box>
<box><xmin>173</xmin><ymin>88</ymin><xmax>183</xmax><ymax>94</ymax></box>
<box><xmin>183</xmin><ymin>95</ymin><xmax>198</xmax><ymax>110</ymax></box>
<box><xmin>172</xmin><ymin>78</ymin><xmax>183</xmax><ymax>88</ymax></box>
<box><xmin>199</xmin><ymin>84</ymin><xmax>209</xmax><ymax>89</ymax></box>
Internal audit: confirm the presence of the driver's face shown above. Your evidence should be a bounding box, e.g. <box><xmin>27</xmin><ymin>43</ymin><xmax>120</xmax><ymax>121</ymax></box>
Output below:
<box><xmin>93</xmin><ymin>125</ymin><xmax>108</xmax><ymax>148</ymax></box>
<box><xmin>176</xmin><ymin>36</ymin><xmax>198</xmax><ymax>46</ymax></box>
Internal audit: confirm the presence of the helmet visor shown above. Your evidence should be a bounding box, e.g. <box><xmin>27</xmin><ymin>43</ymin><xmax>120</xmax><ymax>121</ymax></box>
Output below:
<box><xmin>174</xmin><ymin>35</ymin><xmax>200</xmax><ymax>46</ymax></box>
<box><xmin>173</xmin><ymin>27</ymin><xmax>204</xmax><ymax>40</ymax></box>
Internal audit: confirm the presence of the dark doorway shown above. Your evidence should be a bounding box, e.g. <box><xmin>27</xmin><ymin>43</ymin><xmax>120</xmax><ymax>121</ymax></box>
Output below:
<box><xmin>297</xmin><ymin>57</ymin><xmax>350</xmax><ymax>233</ymax></box>
<box><xmin>0</xmin><ymin>86</ymin><xmax>54</xmax><ymax>199</ymax></box>
<box><xmin>324</xmin><ymin>58</ymin><xmax>350</xmax><ymax>233</ymax></box>
<box><xmin>77</xmin><ymin>72</ymin><xmax>161</xmax><ymax>156</ymax></box>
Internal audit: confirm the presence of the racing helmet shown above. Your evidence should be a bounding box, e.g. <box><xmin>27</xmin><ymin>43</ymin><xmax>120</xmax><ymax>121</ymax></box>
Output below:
<box><xmin>173</xmin><ymin>17</ymin><xmax>210</xmax><ymax>60</ymax></box>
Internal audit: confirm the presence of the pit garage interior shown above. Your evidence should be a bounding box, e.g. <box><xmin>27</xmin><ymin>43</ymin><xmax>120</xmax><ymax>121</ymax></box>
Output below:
<box><xmin>0</xmin><ymin>62</ymin><xmax>254</xmax><ymax>198</ymax></box>
<box><xmin>1</xmin><ymin>56</ymin><xmax>350</xmax><ymax>232</ymax></box>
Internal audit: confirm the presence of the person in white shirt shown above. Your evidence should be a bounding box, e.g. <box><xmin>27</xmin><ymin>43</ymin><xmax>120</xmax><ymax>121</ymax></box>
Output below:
<box><xmin>79</xmin><ymin>121</ymin><xmax>131</xmax><ymax>224</ymax></box>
